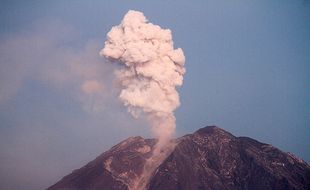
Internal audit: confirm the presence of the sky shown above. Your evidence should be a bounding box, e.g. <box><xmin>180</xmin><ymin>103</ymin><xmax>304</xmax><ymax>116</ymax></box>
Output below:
<box><xmin>0</xmin><ymin>0</ymin><xmax>309</xmax><ymax>189</ymax></box>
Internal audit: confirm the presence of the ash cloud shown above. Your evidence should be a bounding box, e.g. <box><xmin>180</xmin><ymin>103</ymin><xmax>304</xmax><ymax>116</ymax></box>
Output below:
<box><xmin>100</xmin><ymin>10</ymin><xmax>186</xmax><ymax>189</ymax></box>
<box><xmin>100</xmin><ymin>10</ymin><xmax>185</xmax><ymax>146</ymax></box>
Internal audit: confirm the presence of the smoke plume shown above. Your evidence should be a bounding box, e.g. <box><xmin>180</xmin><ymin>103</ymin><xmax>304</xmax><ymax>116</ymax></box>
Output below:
<box><xmin>100</xmin><ymin>10</ymin><xmax>185</xmax><ymax>145</ymax></box>
<box><xmin>100</xmin><ymin>10</ymin><xmax>185</xmax><ymax>189</ymax></box>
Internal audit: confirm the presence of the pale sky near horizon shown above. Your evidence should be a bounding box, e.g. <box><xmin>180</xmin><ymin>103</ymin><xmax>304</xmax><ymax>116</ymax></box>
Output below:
<box><xmin>0</xmin><ymin>1</ymin><xmax>309</xmax><ymax>189</ymax></box>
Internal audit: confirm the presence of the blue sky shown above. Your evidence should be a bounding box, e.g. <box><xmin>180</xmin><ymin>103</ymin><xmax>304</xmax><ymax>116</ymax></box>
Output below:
<box><xmin>0</xmin><ymin>1</ymin><xmax>309</xmax><ymax>189</ymax></box>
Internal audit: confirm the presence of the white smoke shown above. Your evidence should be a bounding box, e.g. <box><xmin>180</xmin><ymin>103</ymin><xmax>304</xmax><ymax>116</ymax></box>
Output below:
<box><xmin>100</xmin><ymin>10</ymin><xmax>185</xmax><ymax>146</ymax></box>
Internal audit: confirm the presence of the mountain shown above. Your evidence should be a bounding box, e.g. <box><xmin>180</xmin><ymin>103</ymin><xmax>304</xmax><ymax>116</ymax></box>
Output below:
<box><xmin>47</xmin><ymin>126</ymin><xmax>310</xmax><ymax>190</ymax></box>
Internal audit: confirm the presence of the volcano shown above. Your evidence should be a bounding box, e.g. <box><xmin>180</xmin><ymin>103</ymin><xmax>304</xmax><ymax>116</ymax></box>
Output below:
<box><xmin>47</xmin><ymin>126</ymin><xmax>310</xmax><ymax>190</ymax></box>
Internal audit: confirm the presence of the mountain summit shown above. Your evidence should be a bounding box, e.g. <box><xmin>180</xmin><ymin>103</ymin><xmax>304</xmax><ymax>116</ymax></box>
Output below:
<box><xmin>47</xmin><ymin>126</ymin><xmax>310</xmax><ymax>190</ymax></box>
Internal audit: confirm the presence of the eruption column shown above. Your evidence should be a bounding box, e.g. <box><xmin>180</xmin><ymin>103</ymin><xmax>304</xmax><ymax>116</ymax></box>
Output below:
<box><xmin>100</xmin><ymin>10</ymin><xmax>185</xmax><ymax>189</ymax></box>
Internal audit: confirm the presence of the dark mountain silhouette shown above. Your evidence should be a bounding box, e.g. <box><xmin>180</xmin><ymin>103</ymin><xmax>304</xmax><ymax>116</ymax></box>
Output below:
<box><xmin>47</xmin><ymin>126</ymin><xmax>310</xmax><ymax>190</ymax></box>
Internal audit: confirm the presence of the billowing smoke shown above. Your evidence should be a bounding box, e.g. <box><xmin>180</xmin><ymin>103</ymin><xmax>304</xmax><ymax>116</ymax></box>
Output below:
<box><xmin>100</xmin><ymin>10</ymin><xmax>185</xmax><ymax>189</ymax></box>
<box><xmin>100</xmin><ymin>10</ymin><xmax>185</xmax><ymax>145</ymax></box>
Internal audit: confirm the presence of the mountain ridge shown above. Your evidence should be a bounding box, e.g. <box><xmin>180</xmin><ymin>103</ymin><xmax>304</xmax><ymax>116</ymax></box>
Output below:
<box><xmin>47</xmin><ymin>126</ymin><xmax>310</xmax><ymax>190</ymax></box>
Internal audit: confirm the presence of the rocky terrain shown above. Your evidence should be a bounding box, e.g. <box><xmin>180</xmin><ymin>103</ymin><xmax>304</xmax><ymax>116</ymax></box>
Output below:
<box><xmin>47</xmin><ymin>126</ymin><xmax>310</xmax><ymax>190</ymax></box>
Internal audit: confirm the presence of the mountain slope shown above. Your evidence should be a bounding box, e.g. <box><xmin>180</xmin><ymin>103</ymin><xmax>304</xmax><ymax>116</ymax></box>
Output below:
<box><xmin>48</xmin><ymin>126</ymin><xmax>310</xmax><ymax>190</ymax></box>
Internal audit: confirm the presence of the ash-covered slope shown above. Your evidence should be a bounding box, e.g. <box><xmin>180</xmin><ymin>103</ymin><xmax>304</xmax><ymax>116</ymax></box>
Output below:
<box><xmin>148</xmin><ymin>126</ymin><xmax>310</xmax><ymax>190</ymax></box>
<box><xmin>47</xmin><ymin>136</ymin><xmax>157</xmax><ymax>190</ymax></box>
<box><xmin>48</xmin><ymin>126</ymin><xmax>310</xmax><ymax>190</ymax></box>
